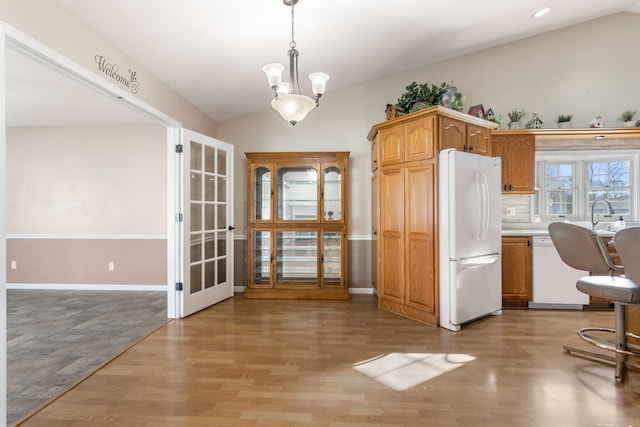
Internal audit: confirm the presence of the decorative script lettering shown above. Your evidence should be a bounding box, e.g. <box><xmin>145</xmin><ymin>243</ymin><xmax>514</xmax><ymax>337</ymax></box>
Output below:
<box><xmin>94</xmin><ymin>55</ymin><xmax>140</xmax><ymax>94</ymax></box>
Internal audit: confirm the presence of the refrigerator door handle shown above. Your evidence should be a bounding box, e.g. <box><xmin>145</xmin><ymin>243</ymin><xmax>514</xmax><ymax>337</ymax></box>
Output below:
<box><xmin>476</xmin><ymin>172</ymin><xmax>489</xmax><ymax>241</ymax></box>
<box><xmin>460</xmin><ymin>254</ymin><xmax>500</xmax><ymax>269</ymax></box>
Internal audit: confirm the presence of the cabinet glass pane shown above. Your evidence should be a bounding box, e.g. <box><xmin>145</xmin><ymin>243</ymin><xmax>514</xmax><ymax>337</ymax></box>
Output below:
<box><xmin>323</xmin><ymin>166</ymin><xmax>342</xmax><ymax>221</ymax></box>
<box><xmin>253</xmin><ymin>231</ymin><xmax>271</xmax><ymax>285</ymax></box>
<box><xmin>276</xmin><ymin>231</ymin><xmax>318</xmax><ymax>284</ymax></box>
<box><xmin>278</xmin><ymin>167</ymin><xmax>317</xmax><ymax>220</ymax></box>
<box><xmin>254</xmin><ymin>167</ymin><xmax>272</xmax><ymax>221</ymax></box>
<box><xmin>323</xmin><ymin>231</ymin><xmax>341</xmax><ymax>285</ymax></box>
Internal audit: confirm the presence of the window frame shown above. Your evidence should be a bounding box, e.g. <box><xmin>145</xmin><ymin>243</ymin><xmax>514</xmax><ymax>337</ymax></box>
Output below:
<box><xmin>536</xmin><ymin>151</ymin><xmax>638</xmax><ymax>223</ymax></box>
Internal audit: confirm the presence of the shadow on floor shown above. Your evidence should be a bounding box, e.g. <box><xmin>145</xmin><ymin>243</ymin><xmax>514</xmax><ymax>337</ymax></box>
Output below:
<box><xmin>7</xmin><ymin>289</ymin><xmax>167</xmax><ymax>425</ymax></box>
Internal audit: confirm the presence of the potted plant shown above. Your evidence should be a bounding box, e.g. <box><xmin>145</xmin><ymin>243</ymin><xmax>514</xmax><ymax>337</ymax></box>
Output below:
<box><xmin>618</xmin><ymin>110</ymin><xmax>637</xmax><ymax>127</ymax></box>
<box><xmin>507</xmin><ymin>109</ymin><xmax>527</xmax><ymax>129</ymax></box>
<box><xmin>396</xmin><ymin>81</ymin><xmax>448</xmax><ymax>114</ymax></box>
<box><xmin>557</xmin><ymin>114</ymin><xmax>573</xmax><ymax>129</ymax></box>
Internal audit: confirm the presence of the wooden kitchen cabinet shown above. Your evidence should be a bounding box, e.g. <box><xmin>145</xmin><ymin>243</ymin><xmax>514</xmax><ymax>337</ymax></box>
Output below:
<box><xmin>440</xmin><ymin>116</ymin><xmax>491</xmax><ymax>155</ymax></box>
<box><xmin>245</xmin><ymin>151</ymin><xmax>349</xmax><ymax>299</ymax></box>
<box><xmin>368</xmin><ymin>106</ymin><xmax>497</xmax><ymax>325</ymax></box>
<box><xmin>501</xmin><ymin>236</ymin><xmax>533</xmax><ymax>307</ymax></box>
<box><xmin>378</xmin><ymin>116</ymin><xmax>435</xmax><ymax>166</ymax></box>
<box><xmin>491</xmin><ymin>133</ymin><xmax>535</xmax><ymax>194</ymax></box>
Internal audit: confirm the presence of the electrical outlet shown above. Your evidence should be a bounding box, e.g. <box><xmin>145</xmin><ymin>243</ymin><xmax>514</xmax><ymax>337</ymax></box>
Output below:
<box><xmin>506</xmin><ymin>207</ymin><xmax>517</xmax><ymax>217</ymax></box>
<box><xmin>10</xmin><ymin>261</ymin><xmax>17</xmax><ymax>270</ymax></box>
<box><xmin>108</xmin><ymin>261</ymin><xmax>115</xmax><ymax>271</ymax></box>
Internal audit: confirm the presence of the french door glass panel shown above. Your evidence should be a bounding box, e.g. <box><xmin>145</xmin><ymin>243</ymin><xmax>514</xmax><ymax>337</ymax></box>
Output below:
<box><xmin>189</xmin><ymin>139</ymin><xmax>230</xmax><ymax>296</ymax></box>
<box><xmin>276</xmin><ymin>231</ymin><xmax>318</xmax><ymax>285</ymax></box>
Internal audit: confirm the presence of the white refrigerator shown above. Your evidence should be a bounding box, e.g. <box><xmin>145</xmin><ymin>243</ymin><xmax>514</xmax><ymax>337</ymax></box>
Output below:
<box><xmin>439</xmin><ymin>149</ymin><xmax>502</xmax><ymax>332</ymax></box>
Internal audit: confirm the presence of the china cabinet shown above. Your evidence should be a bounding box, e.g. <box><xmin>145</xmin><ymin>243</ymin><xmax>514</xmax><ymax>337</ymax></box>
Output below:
<box><xmin>245</xmin><ymin>152</ymin><xmax>349</xmax><ymax>299</ymax></box>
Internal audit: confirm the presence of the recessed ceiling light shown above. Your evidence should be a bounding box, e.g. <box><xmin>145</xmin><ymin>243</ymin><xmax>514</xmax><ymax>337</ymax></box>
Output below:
<box><xmin>533</xmin><ymin>7</ymin><xmax>551</xmax><ymax>18</ymax></box>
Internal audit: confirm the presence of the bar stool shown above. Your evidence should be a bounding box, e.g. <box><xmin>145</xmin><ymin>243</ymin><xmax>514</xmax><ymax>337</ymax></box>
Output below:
<box><xmin>548</xmin><ymin>222</ymin><xmax>640</xmax><ymax>382</ymax></box>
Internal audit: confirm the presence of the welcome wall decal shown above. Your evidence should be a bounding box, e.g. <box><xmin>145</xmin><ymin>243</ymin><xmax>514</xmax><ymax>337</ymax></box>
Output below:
<box><xmin>94</xmin><ymin>55</ymin><xmax>140</xmax><ymax>94</ymax></box>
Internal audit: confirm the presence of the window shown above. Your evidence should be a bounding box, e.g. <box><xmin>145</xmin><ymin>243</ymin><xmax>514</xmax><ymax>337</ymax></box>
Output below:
<box><xmin>536</xmin><ymin>152</ymin><xmax>637</xmax><ymax>223</ymax></box>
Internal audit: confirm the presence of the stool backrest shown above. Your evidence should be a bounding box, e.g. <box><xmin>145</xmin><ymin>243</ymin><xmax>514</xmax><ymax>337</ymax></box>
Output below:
<box><xmin>614</xmin><ymin>226</ymin><xmax>640</xmax><ymax>284</ymax></box>
<box><xmin>548</xmin><ymin>222</ymin><xmax>616</xmax><ymax>273</ymax></box>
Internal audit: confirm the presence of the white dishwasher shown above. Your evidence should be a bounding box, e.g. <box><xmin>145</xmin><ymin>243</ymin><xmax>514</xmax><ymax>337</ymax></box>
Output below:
<box><xmin>529</xmin><ymin>235</ymin><xmax>590</xmax><ymax>309</ymax></box>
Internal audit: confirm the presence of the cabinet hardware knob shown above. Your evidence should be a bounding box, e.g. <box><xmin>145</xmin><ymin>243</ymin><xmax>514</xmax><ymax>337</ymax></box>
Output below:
<box><xmin>228</xmin><ymin>225</ymin><xmax>235</xmax><ymax>231</ymax></box>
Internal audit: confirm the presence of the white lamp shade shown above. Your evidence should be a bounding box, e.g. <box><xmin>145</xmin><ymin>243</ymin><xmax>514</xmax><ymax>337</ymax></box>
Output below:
<box><xmin>309</xmin><ymin>72</ymin><xmax>330</xmax><ymax>95</ymax></box>
<box><xmin>262</xmin><ymin>63</ymin><xmax>285</xmax><ymax>88</ymax></box>
<box><xmin>271</xmin><ymin>94</ymin><xmax>316</xmax><ymax>125</ymax></box>
<box><xmin>276</xmin><ymin>81</ymin><xmax>290</xmax><ymax>97</ymax></box>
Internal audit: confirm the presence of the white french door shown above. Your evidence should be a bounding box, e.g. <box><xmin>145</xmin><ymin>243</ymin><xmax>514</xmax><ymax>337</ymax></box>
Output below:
<box><xmin>177</xmin><ymin>129</ymin><xmax>234</xmax><ymax>317</ymax></box>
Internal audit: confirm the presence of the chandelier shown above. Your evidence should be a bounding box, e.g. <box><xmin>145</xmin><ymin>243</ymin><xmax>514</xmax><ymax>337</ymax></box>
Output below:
<box><xmin>262</xmin><ymin>0</ymin><xmax>329</xmax><ymax>125</ymax></box>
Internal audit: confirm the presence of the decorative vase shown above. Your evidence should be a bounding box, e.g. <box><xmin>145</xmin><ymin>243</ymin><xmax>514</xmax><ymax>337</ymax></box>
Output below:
<box><xmin>508</xmin><ymin>121</ymin><xmax>521</xmax><ymax>129</ymax></box>
<box><xmin>443</xmin><ymin>86</ymin><xmax>464</xmax><ymax>111</ymax></box>
<box><xmin>558</xmin><ymin>121</ymin><xmax>572</xmax><ymax>129</ymax></box>
<box><xmin>623</xmin><ymin>120</ymin><xmax>635</xmax><ymax>128</ymax></box>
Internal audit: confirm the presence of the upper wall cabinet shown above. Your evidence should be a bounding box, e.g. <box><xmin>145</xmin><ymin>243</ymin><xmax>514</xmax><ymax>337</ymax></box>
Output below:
<box><xmin>491</xmin><ymin>133</ymin><xmax>535</xmax><ymax>194</ymax></box>
<box><xmin>439</xmin><ymin>116</ymin><xmax>492</xmax><ymax>155</ymax></box>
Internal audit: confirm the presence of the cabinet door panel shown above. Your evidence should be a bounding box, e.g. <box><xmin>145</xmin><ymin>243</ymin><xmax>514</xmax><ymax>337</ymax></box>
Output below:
<box><xmin>439</xmin><ymin>117</ymin><xmax>465</xmax><ymax>151</ymax></box>
<box><xmin>380</xmin><ymin>167</ymin><xmax>405</xmax><ymax>302</ymax></box>
<box><xmin>492</xmin><ymin>134</ymin><xmax>535</xmax><ymax>194</ymax></box>
<box><xmin>379</xmin><ymin>126</ymin><xmax>404</xmax><ymax>166</ymax></box>
<box><xmin>405</xmin><ymin>163</ymin><xmax>436</xmax><ymax>314</ymax></box>
<box><xmin>405</xmin><ymin>116</ymin><xmax>435</xmax><ymax>162</ymax></box>
<box><xmin>502</xmin><ymin>236</ymin><xmax>532</xmax><ymax>303</ymax></box>
<box><xmin>467</xmin><ymin>124</ymin><xmax>490</xmax><ymax>155</ymax></box>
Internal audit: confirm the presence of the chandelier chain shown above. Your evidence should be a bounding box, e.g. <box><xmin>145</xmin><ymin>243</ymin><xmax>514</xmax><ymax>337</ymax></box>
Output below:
<box><xmin>289</xmin><ymin>2</ymin><xmax>296</xmax><ymax>49</ymax></box>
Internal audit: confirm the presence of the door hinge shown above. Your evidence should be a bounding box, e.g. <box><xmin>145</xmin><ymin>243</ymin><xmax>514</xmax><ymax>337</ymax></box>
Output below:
<box><xmin>175</xmin><ymin>213</ymin><xmax>184</xmax><ymax>222</ymax></box>
<box><xmin>175</xmin><ymin>282</ymin><xmax>183</xmax><ymax>291</ymax></box>
<box><xmin>175</xmin><ymin>144</ymin><xmax>184</xmax><ymax>153</ymax></box>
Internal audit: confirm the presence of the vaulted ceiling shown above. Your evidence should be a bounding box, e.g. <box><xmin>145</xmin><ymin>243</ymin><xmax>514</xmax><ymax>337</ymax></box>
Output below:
<box><xmin>7</xmin><ymin>0</ymin><xmax>640</xmax><ymax>126</ymax></box>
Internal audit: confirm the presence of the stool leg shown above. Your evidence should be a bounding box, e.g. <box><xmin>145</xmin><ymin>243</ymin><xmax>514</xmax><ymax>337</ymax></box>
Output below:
<box><xmin>614</xmin><ymin>303</ymin><xmax>627</xmax><ymax>383</ymax></box>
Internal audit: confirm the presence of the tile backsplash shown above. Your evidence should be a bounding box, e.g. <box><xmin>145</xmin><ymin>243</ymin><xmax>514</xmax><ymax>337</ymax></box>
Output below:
<box><xmin>502</xmin><ymin>194</ymin><xmax>533</xmax><ymax>223</ymax></box>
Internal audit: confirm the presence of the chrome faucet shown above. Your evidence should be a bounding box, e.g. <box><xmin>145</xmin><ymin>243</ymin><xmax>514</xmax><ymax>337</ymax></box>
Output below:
<box><xmin>591</xmin><ymin>198</ymin><xmax>615</xmax><ymax>230</ymax></box>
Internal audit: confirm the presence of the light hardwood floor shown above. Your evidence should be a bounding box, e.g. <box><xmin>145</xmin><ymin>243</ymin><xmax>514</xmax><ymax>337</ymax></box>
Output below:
<box><xmin>18</xmin><ymin>295</ymin><xmax>640</xmax><ymax>426</ymax></box>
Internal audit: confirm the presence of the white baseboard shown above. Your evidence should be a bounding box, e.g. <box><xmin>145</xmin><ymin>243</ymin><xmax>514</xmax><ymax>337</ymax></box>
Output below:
<box><xmin>232</xmin><ymin>286</ymin><xmax>375</xmax><ymax>295</ymax></box>
<box><xmin>6</xmin><ymin>283</ymin><xmax>166</xmax><ymax>291</ymax></box>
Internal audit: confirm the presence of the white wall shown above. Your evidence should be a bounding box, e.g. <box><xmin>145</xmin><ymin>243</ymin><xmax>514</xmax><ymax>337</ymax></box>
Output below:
<box><xmin>0</xmin><ymin>0</ymin><xmax>217</xmax><ymax>135</ymax></box>
<box><xmin>218</xmin><ymin>12</ymin><xmax>640</xmax><ymax>238</ymax></box>
<box><xmin>7</xmin><ymin>125</ymin><xmax>166</xmax><ymax>234</ymax></box>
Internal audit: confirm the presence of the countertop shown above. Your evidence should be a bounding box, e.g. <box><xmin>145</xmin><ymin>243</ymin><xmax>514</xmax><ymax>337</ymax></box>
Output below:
<box><xmin>501</xmin><ymin>222</ymin><xmax>619</xmax><ymax>237</ymax></box>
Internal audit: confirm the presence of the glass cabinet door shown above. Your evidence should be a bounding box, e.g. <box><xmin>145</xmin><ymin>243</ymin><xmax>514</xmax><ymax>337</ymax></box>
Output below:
<box><xmin>276</xmin><ymin>231</ymin><xmax>318</xmax><ymax>285</ymax></box>
<box><xmin>323</xmin><ymin>165</ymin><xmax>343</xmax><ymax>221</ymax></box>
<box><xmin>277</xmin><ymin>166</ymin><xmax>318</xmax><ymax>221</ymax></box>
<box><xmin>252</xmin><ymin>165</ymin><xmax>272</xmax><ymax>221</ymax></box>
<box><xmin>323</xmin><ymin>231</ymin><xmax>342</xmax><ymax>286</ymax></box>
<box><xmin>252</xmin><ymin>230</ymin><xmax>272</xmax><ymax>285</ymax></box>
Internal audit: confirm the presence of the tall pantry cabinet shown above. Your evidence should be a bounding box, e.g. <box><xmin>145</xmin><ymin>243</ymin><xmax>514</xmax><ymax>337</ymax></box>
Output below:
<box><xmin>368</xmin><ymin>106</ymin><xmax>497</xmax><ymax>325</ymax></box>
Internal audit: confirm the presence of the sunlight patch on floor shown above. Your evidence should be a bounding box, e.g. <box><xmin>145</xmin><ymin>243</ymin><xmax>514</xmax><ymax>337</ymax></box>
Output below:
<box><xmin>353</xmin><ymin>353</ymin><xmax>475</xmax><ymax>391</ymax></box>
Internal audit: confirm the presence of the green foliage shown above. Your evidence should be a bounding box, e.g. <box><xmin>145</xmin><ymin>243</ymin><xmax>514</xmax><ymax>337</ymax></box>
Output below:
<box><xmin>396</xmin><ymin>81</ymin><xmax>448</xmax><ymax>113</ymax></box>
<box><xmin>557</xmin><ymin>114</ymin><xmax>573</xmax><ymax>123</ymax></box>
<box><xmin>619</xmin><ymin>110</ymin><xmax>637</xmax><ymax>122</ymax></box>
<box><xmin>508</xmin><ymin>109</ymin><xmax>528</xmax><ymax>122</ymax></box>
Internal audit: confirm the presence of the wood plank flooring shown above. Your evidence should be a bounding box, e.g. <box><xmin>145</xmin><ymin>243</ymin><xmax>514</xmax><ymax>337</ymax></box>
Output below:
<box><xmin>18</xmin><ymin>295</ymin><xmax>640</xmax><ymax>426</ymax></box>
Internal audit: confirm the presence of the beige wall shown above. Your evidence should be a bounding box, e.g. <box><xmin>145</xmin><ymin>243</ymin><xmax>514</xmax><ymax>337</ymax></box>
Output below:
<box><xmin>219</xmin><ymin>12</ymin><xmax>640</xmax><ymax>290</ymax></box>
<box><xmin>6</xmin><ymin>125</ymin><xmax>167</xmax><ymax>285</ymax></box>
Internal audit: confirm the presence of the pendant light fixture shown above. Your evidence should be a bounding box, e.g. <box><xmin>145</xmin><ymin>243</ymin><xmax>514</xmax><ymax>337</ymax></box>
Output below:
<box><xmin>262</xmin><ymin>0</ymin><xmax>329</xmax><ymax>125</ymax></box>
